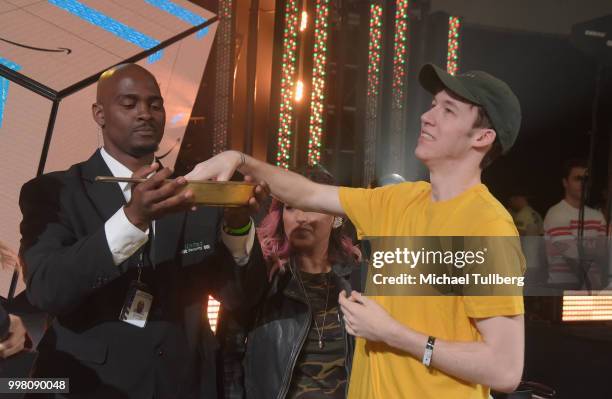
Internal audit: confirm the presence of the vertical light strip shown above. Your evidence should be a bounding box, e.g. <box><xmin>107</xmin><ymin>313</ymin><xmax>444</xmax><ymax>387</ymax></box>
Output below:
<box><xmin>276</xmin><ymin>0</ymin><xmax>300</xmax><ymax>169</ymax></box>
<box><xmin>0</xmin><ymin>57</ymin><xmax>22</xmax><ymax>129</ymax></box>
<box><xmin>446</xmin><ymin>16</ymin><xmax>461</xmax><ymax>75</ymax></box>
<box><xmin>387</xmin><ymin>0</ymin><xmax>409</xmax><ymax>175</ymax></box>
<box><xmin>208</xmin><ymin>0</ymin><xmax>233</xmax><ymax>329</ymax></box>
<box><xmin>306</xmin><ymin>0</ymin><xmax>330</xmax><ymax>166</ymax></box>
<box><xmin>212</xmin><ymin>0</ymin><xmax>233</xmax><ymax>155</ymax></box>
<box><xmin>367</xmin><ymin>4</ymin><xmax>383</xmax><ymax>98</ymax></box>
<box><xmin>363</xmin><ymin>2</ymin><xmax>383</xmax><ymax>185</ymax></box>
<box><xmin>391</xmin><ymin>0</ymin><xmax>409</xmax><ymax>109</ymax></box>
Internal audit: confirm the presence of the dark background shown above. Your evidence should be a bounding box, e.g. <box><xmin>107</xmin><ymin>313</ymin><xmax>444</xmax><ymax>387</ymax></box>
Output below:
<box><xmin>464</xmin><ymin>26</ymin><xmax>612</xmax><ymax>214</ymax></box>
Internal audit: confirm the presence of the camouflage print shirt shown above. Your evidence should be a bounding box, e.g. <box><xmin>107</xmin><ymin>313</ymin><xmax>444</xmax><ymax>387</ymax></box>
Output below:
<box><xmin>287</xmin><ymin>270</ymin><xmax>347</xmax><ymax>399</ymax></box>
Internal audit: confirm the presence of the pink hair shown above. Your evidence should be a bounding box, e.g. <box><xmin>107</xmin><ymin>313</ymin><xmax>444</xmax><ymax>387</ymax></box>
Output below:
<box><xmin>256</xmin><ymin>198</ymin><xmax>361</xmax><ymax>279</ymax></box>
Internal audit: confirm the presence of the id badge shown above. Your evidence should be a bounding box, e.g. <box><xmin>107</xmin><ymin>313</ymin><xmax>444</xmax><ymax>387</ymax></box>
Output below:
<box><xmin>119</xmin><ymin>280</ymin><xmax>153</xmax><ymax>328</ymax></box>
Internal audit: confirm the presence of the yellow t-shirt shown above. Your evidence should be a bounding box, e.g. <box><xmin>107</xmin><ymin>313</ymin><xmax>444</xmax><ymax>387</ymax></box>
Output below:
<box><xmin>339</xmin><ymin>181</ymin><xmax>525</xmax><ymax>399</ymax></box>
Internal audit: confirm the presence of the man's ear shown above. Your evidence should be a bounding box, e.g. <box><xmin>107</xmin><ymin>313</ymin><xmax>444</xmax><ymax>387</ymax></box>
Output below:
<box><xmin>472</xmin><ymin>128</ymin><xmax>496</xmax><ymax>150</ymax></box>
<box><xmin>92</xmin><ymin>103</ymin><xmax>105</xmax><ymax>128</ymax></box>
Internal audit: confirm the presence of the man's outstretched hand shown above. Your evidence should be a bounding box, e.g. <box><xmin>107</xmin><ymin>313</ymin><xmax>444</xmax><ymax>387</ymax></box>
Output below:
<box><xmin>185</xmin><ymin>152</ymin><xmax>270</xmax><ymax>224</ymax></box>
<box><xmin>186</xmin><ymin>151</ymin><xmax>243</xmax><ymax>182</ymax></box>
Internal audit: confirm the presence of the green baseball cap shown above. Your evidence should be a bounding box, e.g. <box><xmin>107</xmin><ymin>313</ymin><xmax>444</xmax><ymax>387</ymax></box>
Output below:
<box><xmin>418</xmin><ymin>63</ymin><xmax>521</xmax><ymax>154</ymax></box>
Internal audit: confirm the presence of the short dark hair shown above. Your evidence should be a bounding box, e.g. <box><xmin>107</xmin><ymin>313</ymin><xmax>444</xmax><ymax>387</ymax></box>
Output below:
<box><xmin>474</xmin><ymin>107</ymin><xmax>500</xmax><ymax>169</ymax></box>
<box><xmin>562</xmin><ymin>158</ymin><xmax>587</xmax><ymax>179</ymax></box>
<box><xmin>431</xmin><ymin>89</ymin><xmax>500</xmax><ymax>169</ymax></box>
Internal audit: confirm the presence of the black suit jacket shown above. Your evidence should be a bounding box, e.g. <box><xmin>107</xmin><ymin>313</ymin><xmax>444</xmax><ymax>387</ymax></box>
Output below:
<box><xmin>0</xmin><ymin>303</ymin><xmax>8</xmax><ymax>340</ymax></box>
<box><xmin>19</xmin><ymin>150</ymin><xmax>266</xmax><ymax>398</ymax></box>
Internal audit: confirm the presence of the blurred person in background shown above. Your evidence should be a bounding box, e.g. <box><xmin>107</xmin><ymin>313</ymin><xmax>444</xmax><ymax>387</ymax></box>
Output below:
<box><xmin>543</xmin><ymin>159</ymin><xmax>607</xmax><ymax>287</ymax></box>
<box><xmin>508</xmin><ymin>194</ymin><xmax>544</xmax><ymax>236</ymax></box>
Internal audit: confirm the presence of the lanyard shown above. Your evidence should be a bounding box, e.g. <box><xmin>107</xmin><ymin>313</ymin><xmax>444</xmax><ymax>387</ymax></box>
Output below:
<box><xmin>137</xmin><ymin>224</ymin><xmax>155</xmax><ymax>282</ymax></box>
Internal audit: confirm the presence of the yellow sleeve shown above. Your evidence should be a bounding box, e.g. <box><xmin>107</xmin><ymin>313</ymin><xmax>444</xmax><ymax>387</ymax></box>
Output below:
<box><xmin>338</xmin><ymin>186</ymin><xmax>380</xmax><ymax>239</ymax></box>
<box><xmin>339</xmin><ymin>182</ymin><xmax>424</xmax><ymax>238</ymax></box>
<box><xmin>463</xmin><ymin>296</ymin><xmax>524</xmax><ymax>318</ymax></box>
<box><xmin>464</xmin><ymin>217</ymin><xmax>526</xmax><ymax>318</ymax></box>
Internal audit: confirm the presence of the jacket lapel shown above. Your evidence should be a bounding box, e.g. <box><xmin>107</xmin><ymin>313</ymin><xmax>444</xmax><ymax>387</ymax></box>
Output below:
<box><xmin>80</xmin><ymin>150</ymin><xmax>187</xmax><ymax>266</ymax></box>
<box><xmin>79</xmin><ymin>150</ymin><xmax>127</xmax><ymax>222</ymax></box>
<box><xmin>154</xmin><ymin>212</ymin><xmax>185</xmax><ymax>266</ymax></box>
<box><xmin>152</xmin><ymin>160</ymin><xmax>185</xmax><ymax>266</ymax></box>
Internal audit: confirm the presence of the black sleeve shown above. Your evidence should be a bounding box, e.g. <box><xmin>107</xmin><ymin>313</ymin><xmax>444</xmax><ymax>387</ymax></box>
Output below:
<box><xmin>203</xmin><ymin>231</ymin><xmax>268</xmax><ymax>313</ymax></box>
<box><xmin>180</xmin><ymin>205</ymin><xmax>268</xmax><ymax>312</ymax></box>
<box><xmin>216</xmin><ymin>305</ymin><xmax>251</xmax><ymax>399</ymax></box>
<box><xmin>19</xmin><ymin>176</ymin><xmax>122</xmax><ymax>316</ymax></box>
<box><xmin>0</xmin><ymin>303</ymin><xmax>9</xmax><ymax>340</ymax></box>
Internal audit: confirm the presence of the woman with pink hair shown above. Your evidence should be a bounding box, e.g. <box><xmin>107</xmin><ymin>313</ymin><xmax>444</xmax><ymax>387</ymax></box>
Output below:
<box><xmin>218</xmin><ymin>166</ymin><xmax>362</xmax><ymax>399</ymax></box>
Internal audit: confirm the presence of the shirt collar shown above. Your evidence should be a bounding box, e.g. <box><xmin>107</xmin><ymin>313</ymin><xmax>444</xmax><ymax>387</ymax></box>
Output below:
<box><xmin>100</xmin><ymin>147</ymin><xmax>134</xmax><ymax>195</ymax></box>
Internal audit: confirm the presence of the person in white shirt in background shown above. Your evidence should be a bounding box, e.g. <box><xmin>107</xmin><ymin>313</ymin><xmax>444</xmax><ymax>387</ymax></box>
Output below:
<box><xmin>543</xmin><ymin>159</ymin><xmax>607</xmax><ymax>288</ymax></box>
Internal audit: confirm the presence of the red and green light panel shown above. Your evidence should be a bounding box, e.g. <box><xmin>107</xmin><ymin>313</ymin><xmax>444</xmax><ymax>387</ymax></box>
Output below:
<box><xmin>391</xmin><ymin>0</ymin><xmax>409</xmax><ymax>108</ymax></box>
<box><xmin>307</xmin><ymin>0</ymin><xmax>331</xmax><ymax>166</ymax></box>
<box><xmin>446</xmin><ymin>16</ymin><xmax>461</xmax><ymax>75</ymax></box>
<box><xmin>367</xmin><ymin>3</ymin><xmax>383</xmax><ymax>98</ymax></box>
<box><xmin>276</xmin><ymin>0</ymin><xmax>300</xmax><ymax>169</ymax></box>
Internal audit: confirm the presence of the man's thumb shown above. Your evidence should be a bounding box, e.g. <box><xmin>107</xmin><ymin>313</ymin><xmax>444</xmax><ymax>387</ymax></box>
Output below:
<box><xmin>132</xmin><ymin>162</ymin><xmax>159</xmax><ymax>179</ymax></box>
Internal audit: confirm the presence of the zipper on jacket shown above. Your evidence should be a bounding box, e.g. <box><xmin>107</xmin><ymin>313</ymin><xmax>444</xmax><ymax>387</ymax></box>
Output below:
<box><xmin>277</xmin><ymin>280</ymin><xmax>312</xmax><ymax>399</ymax></box>
<box><xmin>278</xmin><ymin>263</ymin><xmax>353</xmax><ymax>399</ymax></box>
<box><xmin>338</xmin><ymin>300</ymin><xmax>352</xmax><ymax>398</ymax></box>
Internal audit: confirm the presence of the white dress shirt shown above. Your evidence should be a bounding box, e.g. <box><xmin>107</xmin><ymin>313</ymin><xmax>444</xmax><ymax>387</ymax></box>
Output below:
<box><xmin>101</xmin><ymin>148</ymin><xmax>254</xmax><ymax>266</ymax></box>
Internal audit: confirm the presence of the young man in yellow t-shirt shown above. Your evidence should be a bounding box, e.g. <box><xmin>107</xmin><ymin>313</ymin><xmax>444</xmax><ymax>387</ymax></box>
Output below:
<box><xmin>187</xmin><ymin>63</ymin><xmax>524</xmax><ymax>398</ymax></box>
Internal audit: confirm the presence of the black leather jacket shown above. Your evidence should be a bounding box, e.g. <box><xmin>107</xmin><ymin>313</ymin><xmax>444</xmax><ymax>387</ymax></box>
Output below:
<box><xmin>218</xmin><ymin>259</ymin><xmax>362</xmax><ymax>399</ymax></box>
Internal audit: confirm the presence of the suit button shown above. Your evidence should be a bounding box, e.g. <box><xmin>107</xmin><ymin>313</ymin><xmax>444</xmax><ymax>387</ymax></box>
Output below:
<box><xmin>157</xmin><ymin>349</ymin><xmax>163</xmax><ymax>356</ymax></box>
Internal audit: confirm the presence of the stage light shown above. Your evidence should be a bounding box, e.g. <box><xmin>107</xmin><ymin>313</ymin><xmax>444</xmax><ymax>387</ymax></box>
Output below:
<box><xmin>0</xmin><ymin>57</ymin><xmax>21</xmax><ymax>129</ymax></box>
<box><xmin>207</xmin><ymin>295</ymin><xmax>221</xmax><ymax>332</ymax></box>
<box><xmin>367</xmin><ymin>3</ymin><xmax>383</xmax><ymax>98</ymax></box>
<box><xmin>145</xmin><ymin>0</ymin><xmax>210</xmax><ymax>38</ymax></box>
<box><xmin>363</xmin><ymin>2</ymin><xmax>384</xmax><ymax>185</ymax></box>
<box><xmin>295</xmin><ymin>80</ymin><xmax>305</xmax><ymax>102</ymax></box>
<box><xmin>300</xmin><ymin>11</ymin><xmax>308</xmax><ymax>32</ymax></box>
<box><xmin>212</xmin><ymin>0</ymin><xmax>234</xmax><ymax>155</ymax></box>
<box><xmin>447</xmin><ymin>16</ymin><xmax>461</xmax><ymax>75</ymax></box>
<box><xmin>562</xmin><ymin>291</ymin><xmax>612</xmax><ymax>321</ymax></box>
<box><xmin>391</xmin><ymin>0</ymin><xmax>409</xmax><ymax>109</ymax></box>
<box><xmin>307</xmin><ymin>0</ymin><xmax>331</xmax><ymax>166</ymax></box>
<box><xmin>48</xmin><ymin>0</ymin><xmax>163</xmax><ymax>63</ymax></box>
<box><xmin>211</xmin><ymin>0</ymin><xmax>233</xmax><ymax>321</ymax></box>
<box><xmin>276</xmin><ymin>0</ymin><xmax>300</xmax><ymax>169</ymax></box>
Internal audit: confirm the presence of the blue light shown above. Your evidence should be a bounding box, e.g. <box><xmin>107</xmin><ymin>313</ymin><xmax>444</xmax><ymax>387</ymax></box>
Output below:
<box><xmin>145</xmin><ymin>0</ymin><xmax>209</xmax><ymax>38</ymax></box>
<box><xmin>170</xmin><ymin>113</ymin><xmax>184</xmax><ymax>125</ymax></box>
<box><xmin>0</xmin><ymin>57</ymin><xmax>22</xmax><ymax>128</ymax></box>
<box><xmin>48</xmin><ymin>0</ymin><xmax>163</xmax><ymax>63</ymax></box>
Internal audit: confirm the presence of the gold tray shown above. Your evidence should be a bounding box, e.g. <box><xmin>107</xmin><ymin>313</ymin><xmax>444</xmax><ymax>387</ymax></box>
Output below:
<box><xmin>95</xmin><ymin>177</ymin><xmax>255</xmax><ymax>207</ymax></box>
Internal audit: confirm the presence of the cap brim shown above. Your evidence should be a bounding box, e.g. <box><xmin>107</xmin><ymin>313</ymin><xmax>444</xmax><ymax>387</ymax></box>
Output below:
<box><xmin>418</xmin><ymin>64</ymin><xmax>481</xmax><ymax>105</ymax></box>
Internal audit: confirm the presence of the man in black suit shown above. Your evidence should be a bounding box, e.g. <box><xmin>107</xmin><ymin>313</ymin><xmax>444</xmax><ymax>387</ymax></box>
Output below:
<box><xmin>19</xmin><ymin>64</ymin><xmax>266</xmax><ymax>398</ymax></box>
